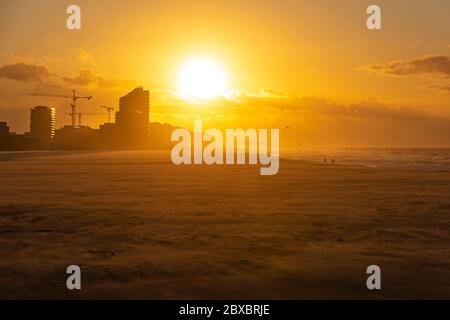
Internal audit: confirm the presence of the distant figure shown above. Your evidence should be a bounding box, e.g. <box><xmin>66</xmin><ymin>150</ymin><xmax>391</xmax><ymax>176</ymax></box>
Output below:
<box><xmin>324</xmin><ymin>158</ymin><xmax>327</xmax><ymax>164</ymax></box>
<box><xmin>331</xmin><ymin>159</ymin><xmax>335</xmax><ymax>164</ymax></box>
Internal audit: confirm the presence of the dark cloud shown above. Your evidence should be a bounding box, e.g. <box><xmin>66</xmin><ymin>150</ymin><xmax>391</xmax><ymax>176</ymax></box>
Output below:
<box><xmin>0</xmin><ymin>62</ymin><xmax>51</xmax><ymax>82</ymax></box>
<box><xmin>0</xmin><ymin>62</ymin><xmax>137</xmax><ymax>91</ymax></box>
<box><xmin>62</xmin><ymin>69</ymin><xmax>137</xmax><ymax>89</ymax></box>
<box><xmin>0</xmin><ymin>63</ymin><xmax>447</xmax><ymax>128</ymax></box>
<box><xmin>426</xmin><ymin>84</ymin><xmax>450</xmax><ymax>93</ymax></box>
<box><xmin>360</xmin><ymin>55</ymin><xmax>450</xmax><ymax>79</ymax></box>
<box><xmin>345</xmin><ymin>99</ymin><xmax>440</xmax><ymax>122</ymax></box>
<box><xmin>62</xmin><ymin>69</ymin><xmax>95</xmax><ymax>86</ymax></box>
<box><xmin>218</xmin><ymin>93</ymin><xmax>446</xmax><ymax>123</ymax></box>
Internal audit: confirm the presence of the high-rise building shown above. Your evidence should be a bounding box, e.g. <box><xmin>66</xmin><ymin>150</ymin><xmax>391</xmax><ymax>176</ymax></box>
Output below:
<box><xmin>98</xmin><ymin>122</ymin><xmax>117</xmax><ymax>148</ymax></box>
<box><xmin>0</xmin><ymin>121</ymin><xmax>37</xmax><ymax>151</ymax></box>
<box><xmin>53</xmin><ymin>125</ymin><xmax>97</xmax><ymax>150</ymax></box>
<box><xmin>0</xmin><ymin>122</ymin><xmax>10</xmax><ymax>149</ymax></box>
<box><xmin>30</xmin><ymin>106</ymin><xmax>55</xmax><ymax>148</ymax></box>
<box><xmin>0</xmin><ymin>121</ymin><xmax>9</xmax><ymax>137</ymax></box>
<box><xmin>115</xmin><ymin>87</ymin><xmax>150</xmax><ymax>148</ymax></box>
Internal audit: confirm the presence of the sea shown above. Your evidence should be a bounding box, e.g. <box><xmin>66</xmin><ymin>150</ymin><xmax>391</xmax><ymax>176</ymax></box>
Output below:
<box><xmin>287</xmin><ymin>148</ymin><xmax>450</xmax><ymax>168</ymax></box>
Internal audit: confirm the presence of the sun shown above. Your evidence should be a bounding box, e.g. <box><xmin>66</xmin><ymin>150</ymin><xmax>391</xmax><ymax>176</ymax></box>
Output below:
<box><xmin>176</xmin><ymin>57</ymin><xmax>228</xmax><ymax>101</ymax></box>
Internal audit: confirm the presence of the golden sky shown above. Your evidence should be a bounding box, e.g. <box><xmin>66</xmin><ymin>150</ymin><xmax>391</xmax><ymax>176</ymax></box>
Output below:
<box><xmin>1</xmin><ymin>0</ymin><xmax>449</xmax><ymax>147</ymax></box>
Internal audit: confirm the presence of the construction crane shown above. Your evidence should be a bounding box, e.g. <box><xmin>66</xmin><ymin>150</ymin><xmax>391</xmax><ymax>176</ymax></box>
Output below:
<box><xmin>101</xmin><ymin>105</ymin><xmax>115</xmax><ymax>123</ymax></box>
<box><xmin>29</xmin><ymin>90</ymin><xmax>92</xmax><ymax>127</ymax></box>
<box><xmin>66</xmin><ymin>112</ymin><xmax>107</xmax><ymax>127</ymax></box>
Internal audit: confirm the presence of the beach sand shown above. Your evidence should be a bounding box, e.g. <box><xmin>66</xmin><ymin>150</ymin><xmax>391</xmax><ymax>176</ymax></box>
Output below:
<box><xmin>0</xmin><ymin>150</ymin><xmax>449</xmax><ymax>299</ymax></box>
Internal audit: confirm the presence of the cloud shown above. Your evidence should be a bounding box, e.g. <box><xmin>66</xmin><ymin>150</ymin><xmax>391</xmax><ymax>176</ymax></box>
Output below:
<box><xmin>1</xmin><ymin>62</ymin><xmax>447</xmax><ymax>133</ymax></box>
<box><xmin>219</xmin><ymin>91</ymin><xmax>441</xmax><ymax>122</ymax></box>
<box><xmin>74</xmin><ymin>49</ymin><xmax>95</xmax><ymax>63</ymax></box>
<box><xmin>425</xmin><ymin>84</ymin><xmax>450</xmax><ymax>94</ymax></box>
<box><xmin>360</xmin><ymin>55</ymin><xmax>450</xmax><ymax>79</ymax></box>
<box><xmin>62</xmin><ymin>69</ymin><xmax>137</xmax><ymax>89</ymax></box>
<box><xmin>157</xmin><ymin>90</ymin><xmax>446</xmax><ymax>125</ymax></box>
<box><xmin>0</xmin><ymin>49</ymin><xmax>96</xmax><ymax>70</ymax></box>
<box><xmin>0</xmin><ymin>62</ymin><xmax>52</xmax><ymax>82</ymax></box>
<box><xmin>0</xmin><ymin>62</ymin><xmax>137</xmax><ymax>90</ymax></box>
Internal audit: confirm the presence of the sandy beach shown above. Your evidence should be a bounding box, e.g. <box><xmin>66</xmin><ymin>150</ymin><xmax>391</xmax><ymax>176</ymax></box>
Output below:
<box><xmin>0</xmin><ymin>150</ymin><xmax>449</xmax><ymax>299</ymax></box>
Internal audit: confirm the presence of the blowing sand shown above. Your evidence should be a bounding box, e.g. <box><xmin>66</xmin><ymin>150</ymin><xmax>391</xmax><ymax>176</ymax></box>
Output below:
<box><xmin>0</xmin><ymin>150</ymin><xmax>449</xmax><ymax>299</ymax></box>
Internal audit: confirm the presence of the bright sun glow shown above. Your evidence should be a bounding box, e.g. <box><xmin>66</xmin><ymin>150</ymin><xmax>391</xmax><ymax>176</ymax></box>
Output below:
<box><xmin>176</xmin><ymin>57</ymin><xmax>228</xmax><ymax>101</ymax></box>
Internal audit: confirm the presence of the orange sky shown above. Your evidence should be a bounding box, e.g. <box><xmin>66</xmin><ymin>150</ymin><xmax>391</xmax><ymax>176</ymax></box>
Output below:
<box><xmin>0</xmin><ymin>0</ymin><xmax>449</xmax><ymax>147</ymax></box>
